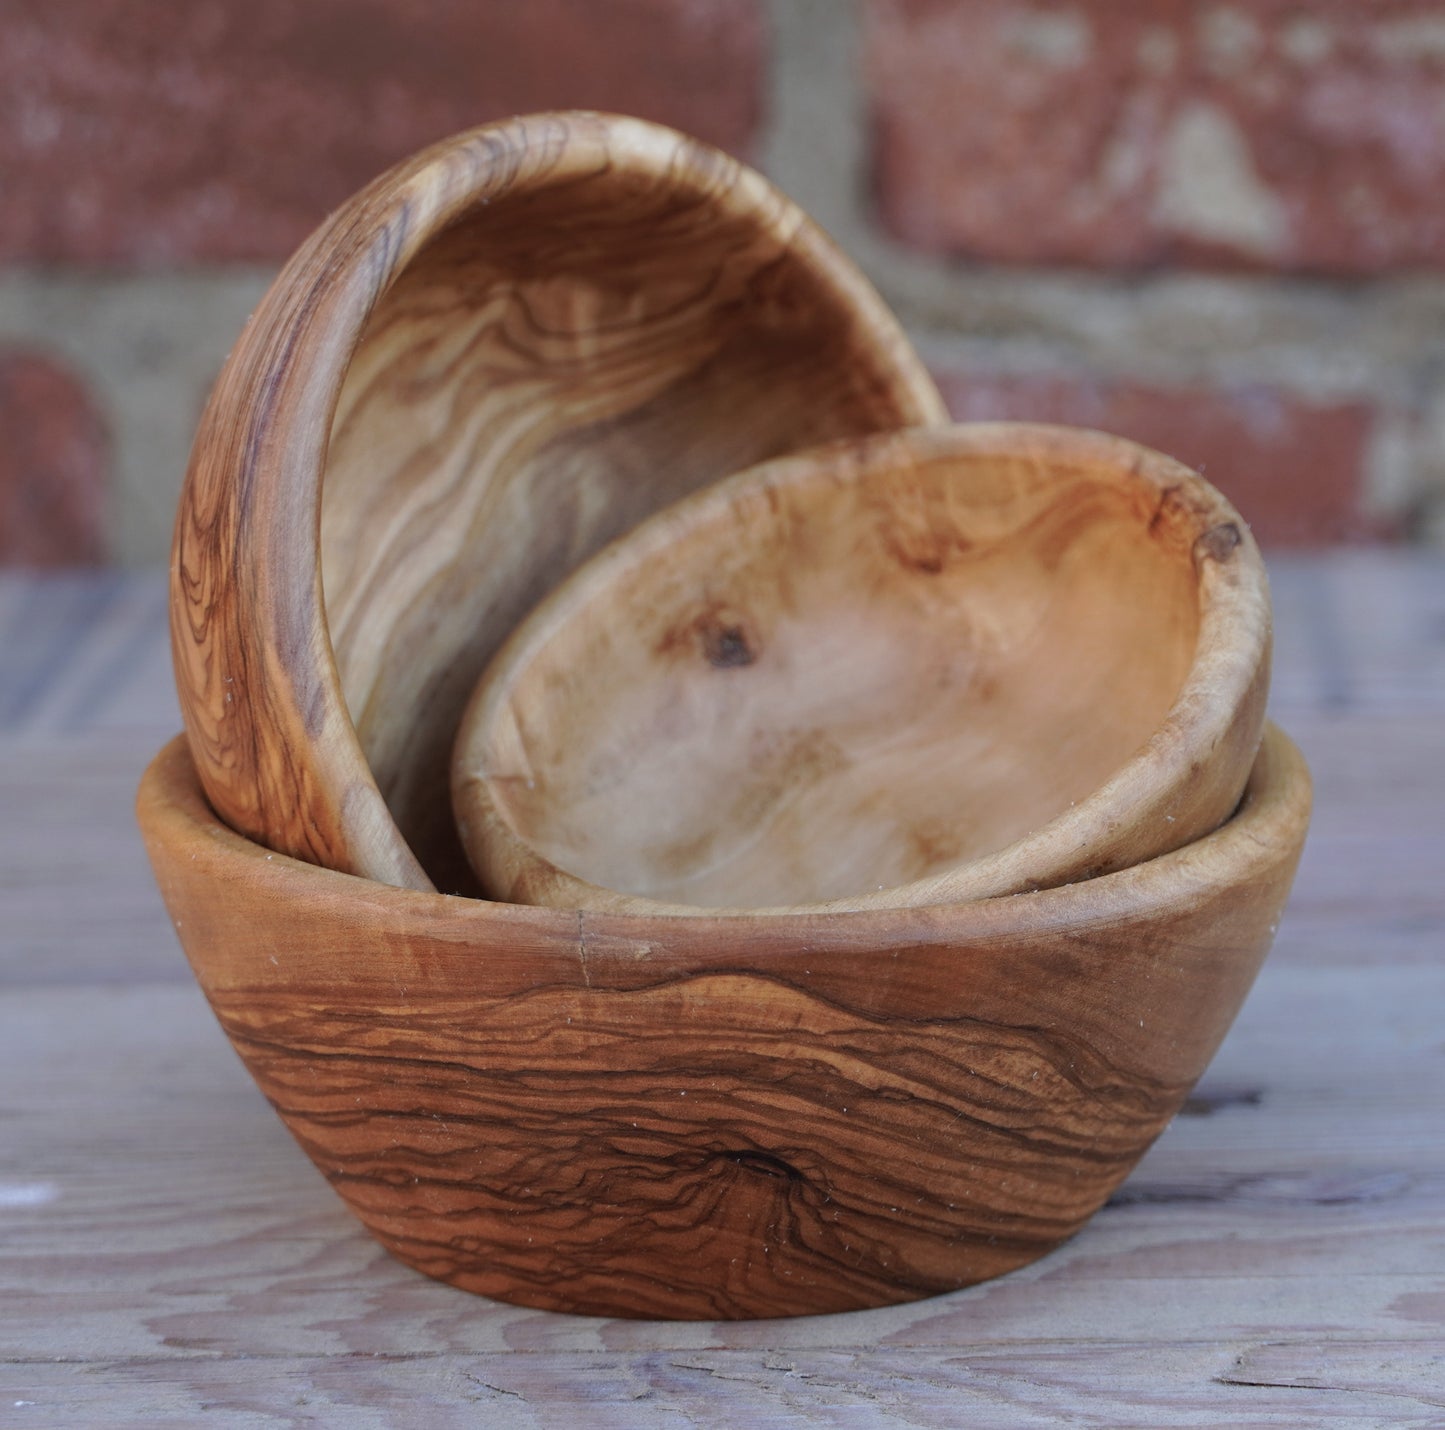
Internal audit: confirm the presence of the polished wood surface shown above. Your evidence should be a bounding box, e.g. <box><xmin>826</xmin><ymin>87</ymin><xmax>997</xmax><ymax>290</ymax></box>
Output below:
<box><xmin>138</xmin><ymin>719</ymin><xmax>1307</xmax><ymax>1320</ymax></box>
<box><xmin>454</xmin><ymin>423</ymin><xmax>1271</xmax><ymax>913</ymax></box>
<box><xmin>5</xmin><ymin>561</ymin><xmax>1440</xmax><ymax>1419</ymax></box>
<box><xmin>170</xmin><ymin>112</ymin><xmax>946</xmax><ymax>895</ymax></box>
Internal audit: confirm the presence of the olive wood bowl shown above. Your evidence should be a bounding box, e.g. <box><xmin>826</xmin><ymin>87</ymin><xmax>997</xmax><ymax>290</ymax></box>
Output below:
<box><xmin>138</xmin><ymin>726</ymin><xmax>1310</xmax><ymax>1321</ymax></box>
<box><xmin>452</xmin><ymin>423</ymin><xmax>1272</xmax><ymax>914</ymax></box>
<box><xmin>170</xmin><ymin>112</ymin><xmax>946</xmax><ymax>896</ymax></box>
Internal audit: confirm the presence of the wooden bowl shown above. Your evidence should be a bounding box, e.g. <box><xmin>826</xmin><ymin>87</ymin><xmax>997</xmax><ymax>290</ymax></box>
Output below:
<box><xmin>170</xmin><ymin>112</ymin><xmax>947</xmax><ymax>895</ymax></box>
<box><xmin>452</xmin><ymin>423</ymin><xmax>1272</xmax><ymax>914</ymax></box>
<box><xmin>138</xmin><ymin>726</ymin><xmax>1310</xmax><ymax>1321</ymax></box>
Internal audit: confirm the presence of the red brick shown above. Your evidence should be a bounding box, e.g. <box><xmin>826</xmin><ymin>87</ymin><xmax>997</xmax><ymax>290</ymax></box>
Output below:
<box><xmin>936</xmin><ymin>370</ymin><xmax>1378</xmax><ymax>545</ymax></box>
<box><xmin>0</xmin><ymin>350</ymin><xmax>109</xmax><ymax>566</ymax></box>
<box><xmin>868</xmin><ymin>0</ymin><xmax>1445</xmax><ymax>274</ymax></box>
<box><xmin>0</xmin><ymin>0</ymin><xmax>765</xmax><ymax>266</ymax></box>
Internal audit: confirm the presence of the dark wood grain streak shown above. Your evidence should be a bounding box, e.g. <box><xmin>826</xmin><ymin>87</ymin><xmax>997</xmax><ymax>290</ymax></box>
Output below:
<box><xmin>170</xmin><ymin>112</ymin><xmax>946</xmax><ymax>893</ymax></box>
<box><xmin>220</xmin><ymin>985</ymin><xmax>1187</xmax><ymax>1319</ymax></box>
<box><xmin>138</xmin><ymin>726</ymin><xmax>1310</xmax><ymax>1320</ymax></box>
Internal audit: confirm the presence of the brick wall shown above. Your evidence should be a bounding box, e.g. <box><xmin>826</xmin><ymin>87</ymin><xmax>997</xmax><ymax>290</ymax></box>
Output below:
<box><xmin>3</xmin><ymin>0</ymin><xmax>1443</xmax><ymax>564</ymax></box>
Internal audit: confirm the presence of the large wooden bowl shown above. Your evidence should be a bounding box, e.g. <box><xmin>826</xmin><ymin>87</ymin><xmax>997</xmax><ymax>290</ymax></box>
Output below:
<box><xmin>138</xmin><ymin>726</ymin><xmax>1310</xmax><ymax>1321</ymax></box>
<box><xmin>453</xmin><ymin>423</ymin><xmax>1272</xmax><ymax>913</ymax></box>
<box><xmin>170</xmin><ymin>112</ymin><xmax>946</xmax><ymax>895</ymax></box>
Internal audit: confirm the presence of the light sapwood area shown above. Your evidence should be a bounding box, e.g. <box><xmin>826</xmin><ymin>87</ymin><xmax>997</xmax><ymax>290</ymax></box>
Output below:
<box><xmin>3</xmin><ymin>562</ymin><xmax>1442</xmax><ymax>1420</ymax></box>
<box><xmin>168</xmin><ymin>112</ymin><xmax>946</xmax><ymax>896</ymax></box>
<box><xmin>138</xmin><ymin>724</ymin><xmax>1307</xmax><ymax>1321</ymax></box>
<box><xmin>453</xmin><ymin>423</ymin><xmax>1271</xmax><ymax>913</ymax></box>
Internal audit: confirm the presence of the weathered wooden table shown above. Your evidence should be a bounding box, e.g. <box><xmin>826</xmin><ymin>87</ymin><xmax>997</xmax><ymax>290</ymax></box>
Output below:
<box><xmin>2</xmin><ymin>557</ymin><xmax>1442</xmax><ymax>1427</ymax></box>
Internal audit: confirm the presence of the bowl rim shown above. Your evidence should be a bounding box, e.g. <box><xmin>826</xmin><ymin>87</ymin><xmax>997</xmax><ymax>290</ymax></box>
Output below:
<box><xmin>452</xmin><ymin>420</ymin><xmax>1274</xmax><ymax>916</ymax></box>
<box><xmin>168</xmin><ymin>110</ymin><xmax>948</xmax><ymax>895</ymax></box>
<box><xmin>140</xmin><ymin>722</ymin><xmax>1310</xmax><ymax>973</ymax></box>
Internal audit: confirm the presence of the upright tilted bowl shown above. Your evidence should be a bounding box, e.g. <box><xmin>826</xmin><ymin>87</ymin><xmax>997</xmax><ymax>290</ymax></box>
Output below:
<box><xmin>453</xmin><ymin>423</ymin><xmax>1272</xmax><ymax>914</ymax></box>
<box><xmin>139</xmin><ymin>727</ymin><xmax>1310</xmax><ymax>1321</ymax></box>
<box><xmin>170</xmin><ymin>112</ymin><xmax>946</xmax><ymax>895</ymax></box>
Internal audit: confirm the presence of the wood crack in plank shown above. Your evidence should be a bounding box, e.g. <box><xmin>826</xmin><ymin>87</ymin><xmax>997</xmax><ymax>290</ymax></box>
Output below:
<box><xmin>460</xmin><ymin>1371</ymin><xmax>528</xmax><ymax>1402</ymax></box>
<box><xmin>1212</xmin><ymin>1372</ymin><xmax>1445</xmax><ymax>1409</ymax></box>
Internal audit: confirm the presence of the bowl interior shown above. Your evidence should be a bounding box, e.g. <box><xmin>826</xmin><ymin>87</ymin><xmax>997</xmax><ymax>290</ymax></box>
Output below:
<box><xmin>315</xmin><ymin>125</ymin><xmax>943</xmax><ymax>891</ymax></box>
<box><xmin>457</xmin><ymin>427</ymin><xmax>1225</xmax><ymax>909</ymax></box>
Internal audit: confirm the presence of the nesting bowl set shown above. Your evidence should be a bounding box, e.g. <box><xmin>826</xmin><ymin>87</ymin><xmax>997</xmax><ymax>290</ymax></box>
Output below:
<box><xmin>139</xmin><ymin>112</ymin><xmax>1311</xmax><ymax>1320</ymax></box>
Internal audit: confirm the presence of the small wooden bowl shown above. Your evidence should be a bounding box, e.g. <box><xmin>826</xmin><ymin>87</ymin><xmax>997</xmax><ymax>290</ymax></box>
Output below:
<box><xmin>452</xmin><ymin>424</ymin><xmax>1272</xmax><ymax>914</ymax></box>
<box><xmin>138</xmin><ymin>726</ymin><xmax>1310</xmax><ymax>1321</ymax></box>
<box><xmin>170</xmin><ymin>112</ymin><xmax>946</xmax><ymax>895</ymax></box>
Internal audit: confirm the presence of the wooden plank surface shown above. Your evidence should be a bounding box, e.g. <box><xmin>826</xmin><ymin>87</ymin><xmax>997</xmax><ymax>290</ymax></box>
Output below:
<box><xmin>2</xmin><ymin>556</ymin><xmax>1443</xmax><ymax>1426</ymax></box>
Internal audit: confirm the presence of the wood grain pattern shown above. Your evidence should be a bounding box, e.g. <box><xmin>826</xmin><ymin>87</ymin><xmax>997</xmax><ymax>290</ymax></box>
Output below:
<box><xmin>453</xmin><ymin>423</ymin><xmax>1271</xmax><ymax>913</ymax></box>
<box><xmin>4</xmin><ymin>560</ymin><xmax>1439</xmax><ymax>1421</ymax></box>
<box><xmin>11</xmin><ymin>1343</ymin><xmax>1445</xmax><ymax>1427</ymax></box>
<box><xmin>137</xmin><ymin>724</ymin><xmax>1309</xmax><ymax>1320</ymax></box>
<box><xmin>8</xmin><ymin>966</ymin><xmax>1445</xmax><ymax>1413</ymax></box>
<box><xmin>169</xmin><ymin>111</ymin><xmax>946</xmax><ymax>894</ymax></box>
